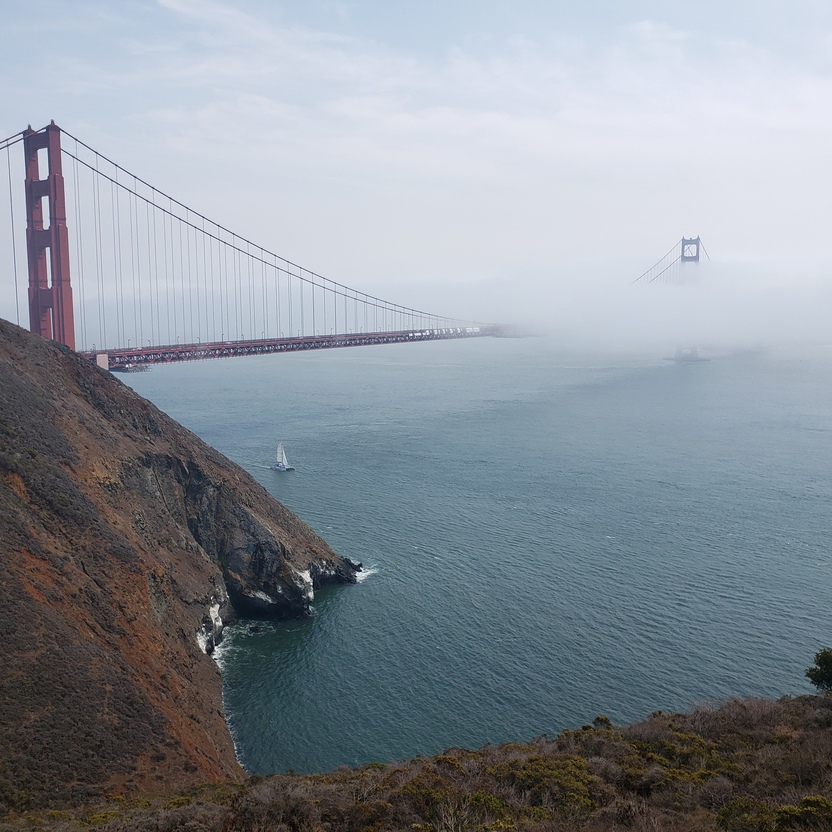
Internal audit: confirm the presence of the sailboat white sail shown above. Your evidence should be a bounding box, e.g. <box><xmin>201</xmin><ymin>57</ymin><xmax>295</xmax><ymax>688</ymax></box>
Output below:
<box><xmin>273</xmin><ymin>442</ymin><xmax>295</xmax><ymax>471</ymax></box>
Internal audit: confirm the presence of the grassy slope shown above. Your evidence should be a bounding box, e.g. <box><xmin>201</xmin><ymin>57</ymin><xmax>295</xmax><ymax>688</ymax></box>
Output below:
<box><xmin>3</xmin><ymin>694</ymin><xmax>832</xmax><ymax>832</ymax></box>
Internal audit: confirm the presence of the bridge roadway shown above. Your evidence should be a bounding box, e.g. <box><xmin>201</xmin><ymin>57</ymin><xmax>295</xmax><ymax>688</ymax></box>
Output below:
<box><xmin>83</xmin><ymin>325</ymin><xmax>503</xmax><ymax>371</ymax></box>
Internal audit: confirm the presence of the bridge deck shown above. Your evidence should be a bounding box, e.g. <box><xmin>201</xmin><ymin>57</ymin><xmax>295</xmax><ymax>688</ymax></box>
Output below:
<box><xmin>84</xmin><ymin>326</ymin><xmax>502</xmax><ymax>371</ymax></box>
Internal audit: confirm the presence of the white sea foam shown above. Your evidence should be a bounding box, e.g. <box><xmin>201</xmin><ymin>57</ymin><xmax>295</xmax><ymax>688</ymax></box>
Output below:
<box><xmin>212</xmin><ymin>638</ymin><xmax>228</xmax><ymax>670</ymax></box>
<box><xmin>355</xmin><ymin>565</ymin><xmax>379</xmax><ymax>583</ymax></box>
<box><xmin>211</xmin><ymin>621</ymin><xmax>242</xmax><ymax>672</ymax></box>
<box><xmin>206</xmin><ymin>624</ymin><xmax>247</xmax><ymax>771</ymax></box>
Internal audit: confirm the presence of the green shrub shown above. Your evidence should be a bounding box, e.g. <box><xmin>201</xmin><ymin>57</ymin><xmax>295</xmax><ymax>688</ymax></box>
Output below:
<box><xmin>487</xmin><ymin>755</ymin><xmax>597</xmax><ymax>813</ymax></box>
<box><xmin>717</xmin><ymin>797</ymin><xmax>775</xmax><ymax>831</ymax></box>
<box><xmin>775</xmin><ymin>795</ymin><xmax>832</xmax><ymax>830</ymax></box>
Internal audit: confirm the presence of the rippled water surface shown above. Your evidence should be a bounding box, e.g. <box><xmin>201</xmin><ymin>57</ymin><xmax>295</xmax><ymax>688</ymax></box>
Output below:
<box><xmin>125</xmin><ymin>338</ymin><xmax>832</xmax><ymax>774</ymax></box>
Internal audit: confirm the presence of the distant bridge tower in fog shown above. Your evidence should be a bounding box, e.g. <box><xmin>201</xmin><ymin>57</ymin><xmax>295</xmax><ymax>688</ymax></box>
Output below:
<box><xmin>681</xmin><ymin>237</ymin><xmax>701</xmax><ymax>264</ymax></box>
<box><xmin>631</xmin><ymin>236</ymin><xmax>708</xmax><ymax>285</ymax></box>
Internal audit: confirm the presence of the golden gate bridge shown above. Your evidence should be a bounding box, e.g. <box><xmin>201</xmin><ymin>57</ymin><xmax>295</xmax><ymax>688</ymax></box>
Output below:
<box><xmin>1</xmin><ymin>122</ymin><xmax>501</xmax><ymax>371</ymax></box>
<box><xmin>2</xmin><ymin>123</ymin><xmax>705</xmax><ymax>369</ymax></box>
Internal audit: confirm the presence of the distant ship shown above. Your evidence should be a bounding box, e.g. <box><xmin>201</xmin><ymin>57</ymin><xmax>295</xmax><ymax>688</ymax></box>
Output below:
<box><xmin>272</xmin><ymin>442</ymin><xmax>295</xmax><ymax>471</ymax></box>
<box><xmin>671</xmin><ymin>346</ymin><xmax>709</xmax><ymax>363</ymax></box>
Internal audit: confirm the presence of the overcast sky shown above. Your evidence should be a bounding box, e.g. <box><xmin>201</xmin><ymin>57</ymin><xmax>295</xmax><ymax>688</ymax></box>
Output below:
<box><xmin>2</xmin><ymin>1</ymin><xmax>832</xmax><ymax>338</ymax></box>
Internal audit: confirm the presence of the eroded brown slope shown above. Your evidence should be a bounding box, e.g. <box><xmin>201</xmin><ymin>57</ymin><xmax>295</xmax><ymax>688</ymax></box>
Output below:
<box><xmin>0</xmin><ymin>319</ymin><xmax>358</xmax><ymax>810</ymax></box>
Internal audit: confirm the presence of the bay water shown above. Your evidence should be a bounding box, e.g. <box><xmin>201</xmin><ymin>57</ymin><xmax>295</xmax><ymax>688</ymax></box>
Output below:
<box><xmin>124</xmin><ymin>337</ymin><xmax>832</xmax><ymax>774</ymax></box>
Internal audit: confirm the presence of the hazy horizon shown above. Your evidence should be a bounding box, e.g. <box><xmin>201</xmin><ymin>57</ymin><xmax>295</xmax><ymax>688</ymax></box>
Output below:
<box><xmin>2</xmin><ymin>1</ymin><xmax>831</xmax><ymax>352</ymax></box>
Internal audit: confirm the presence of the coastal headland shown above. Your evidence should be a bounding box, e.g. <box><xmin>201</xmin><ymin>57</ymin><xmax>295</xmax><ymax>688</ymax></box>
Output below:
<box><xmin>0</xmin><ymin>319</ymin><xmax>358</xmax><ymax>807</ymax></box>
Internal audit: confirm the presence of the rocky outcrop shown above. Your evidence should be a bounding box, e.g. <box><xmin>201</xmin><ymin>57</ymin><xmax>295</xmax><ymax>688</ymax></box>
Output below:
<box><xmin>0</xmin><ymin>319</ymin><xmax>359</xmax><ymax>810</ymax></box>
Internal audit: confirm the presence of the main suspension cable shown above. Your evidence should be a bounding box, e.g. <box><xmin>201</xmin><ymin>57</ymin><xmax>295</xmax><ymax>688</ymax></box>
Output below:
<box><xmin>59</xmin><ymin>133</ymin><xmax>486</xmax><ymax>326</ymax></box>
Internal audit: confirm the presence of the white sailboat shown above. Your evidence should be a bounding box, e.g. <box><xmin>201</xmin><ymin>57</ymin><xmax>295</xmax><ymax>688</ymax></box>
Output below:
<box><xmin>272</xmin><ymin>442</ymin><xmax>295</xmax><ymax>471</ymax></box>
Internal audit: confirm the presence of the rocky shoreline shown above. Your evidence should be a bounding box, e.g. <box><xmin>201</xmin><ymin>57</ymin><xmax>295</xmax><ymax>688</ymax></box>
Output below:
<box><xmin>0</xmin><ymin>318</ymin><xmax>359</xmax><ymax>807</ymax></box>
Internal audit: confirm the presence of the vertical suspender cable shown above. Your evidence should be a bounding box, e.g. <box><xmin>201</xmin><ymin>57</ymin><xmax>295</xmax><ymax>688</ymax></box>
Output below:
<box><xmin>178</xmin><ymin>213</ymin><xmax>186</xmax><ymax>341</ymax></box>
<box><xmin>287</xmin><ymin>266</ymin><xmax>293</xmax><ymax>335</ymax></box>
<box><xmin>242</xmin><ymin>245</ymin><xmax>248</xmax><ymax>338</ymax></box>
<box><xmin>246</xmin><ymin>247</ymin><xmax>253</xmax><ymax>340</ymax></box>
<box><xmin>219</xmin><ymin>240</ymin><xmax>226</xmax><ymax>340</ymax></box>
<box><xmin>6</xmin><ymin>143</ymin><xmax>20</xmax><ymax>326</ymax></box>
<box><xmin>128</xmin><ymin>185</ymin><xmax>138</xmax><ymax>344</ymax></box>
<box><xmin>240</xmin><ymin>250</ymin><xmax>247</xmax><ymax>338</ymax></box>
<box><xmin>233</xmin><ymin>245</ymin><xmax>239</xmax><ymax>338</ymax></box>
<box><xmin>300</xmin><ymin>266</ymin><xmax>305</xmax><ymax>337</ymax></box>
<box><xmin>241</xmin><ymin>244</ymin><xmax>247</xmax><ymax>338</ymax></box>
<box><xmin>145</xmin><ymin>197</ymin><xmax>154</xmax><ymax>345</ymax></box>
<box><xmin>211</xmin><ymin>223</ymin><xmax>222</xmax><ymax>340</ymax></box>
<box><xmin>274</xmin><ymin>258</ymin><xmax>283</xmax><ymax>338</ymax></box>
<box><xmin>246</xmin><ymin>243</ymin><xmax>253</xmax><ymax>337</ymax></box>
<box><xmin>311</xmin><ymin>272</ymin><xmax>316</xmax><ymax>335</ymax></box>
<box><xmin>226</xmin><ymin>235</ymin><xmax>232</xmax><ymax>341</ymax></box>
<box><xmin>208</xmin><ymin>222</ymin><xmax>216</xmax><ymax>341</ymax></box>
<box><xmin>200</xmin><ymin>224</ymin><xmax>206</xmax><ymax>342</ymax></box>
<box><xmin>133</xmin><ymin>178</ymin><xmax>144</xmax><ymax>346</ymax></box>
<box><xmin>220</xmin><ymin>238</ymin><xmax>227</xmax><ymax>340</ymax></box>
<box><xmin>241</xmin><ymin>243</ymin><xmax>247</xmax><ymax>338</ymax></box>
<box><xmin>243</xmin><ymin>243</ymin><xmax>250</xmax><ymax>338</ymax></box>
<box><xmin>150</xmin><ymin>195</ymin><xmax>157</xmax><ymax>344</ymax></box>
<box><xmin>94</xmin><ymin>165</ymin><xmax>107</xmax><ymax>348</ymax></box>
<box><xmin>262</xmin><ymin>253</ymin><xmax>268</xmax><ymax>338</ymax></box>
<box><xmin>112</xmin><ymin>179</ymin><xmax>124</xmax><ymax>346</ymax></box>
<box><xmin>154</xmin><ymin>193</ymin><xmax>162</xmax><ymax>344</ymax></box>
<box><xmin>110</xmin><ymin>179</ymin><xmax>118</xmax><ymax>345</ymax></box>
<box><xmin>250</xmin><ymin>247</ymin><xmax>256</xmax><ymax>338</ymax></box>
<box><xmin>189</xmin><ymin>221</ymin><xmax>197</xmax><ymax>341</ymax></box>
<box><xmin>70</xmin><ymin>149</ymin><xmax>87</xmax><ymax>349</ymax></box>
<box><xmin>223</xmin><ymin>242</ymin><xmax>230</xmax><ymax>340</ymax></box>
<box><xmin>202</xmin><ymin>221</ymin><xmax>210</xmax><ymax>341</ymax></box>
<box><xmin>166</xmin><ymin>210</ymin><xmax>172</xmax><ymax>342</ymax></box>
<box><xmin>185</xmin><ymin>213</ymin><xmax>194</xmax><ymax>341</ymax></box>
<box><xmin>237</xmin><ymin>245</ymin><xmax>243</xmax><ymax>338</ymax></box>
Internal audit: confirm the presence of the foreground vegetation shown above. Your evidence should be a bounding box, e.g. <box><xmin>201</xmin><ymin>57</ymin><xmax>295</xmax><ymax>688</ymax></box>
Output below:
<box><xmin>3</xmin><ymin>694</ymin><xmax>832</xmax><ymax>831</ymax></box>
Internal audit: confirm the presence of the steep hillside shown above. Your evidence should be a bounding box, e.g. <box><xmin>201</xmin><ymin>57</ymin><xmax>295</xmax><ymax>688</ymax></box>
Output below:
<box><xmin>0</xmin><ymin>319</ymin><xmax>359</xmax><ymax>810</ymax></box>
<box><xmin>4</xmin><ymin>695</ymin><xmax>832</xmax><ymax>831</ymax></box>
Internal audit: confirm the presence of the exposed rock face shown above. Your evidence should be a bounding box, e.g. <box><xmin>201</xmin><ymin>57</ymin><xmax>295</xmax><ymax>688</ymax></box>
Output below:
<box><xmin>0</xmin><ymin>319</ymin><xmax>359</xmax><ymax>810</ymax></box>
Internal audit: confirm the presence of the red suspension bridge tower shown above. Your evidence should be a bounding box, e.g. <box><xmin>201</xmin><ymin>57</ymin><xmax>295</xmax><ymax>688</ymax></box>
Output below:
<box><xmin>23</xmin><ymin>122</ymin><xmax>75</xmax><ymax>350</ymax></box>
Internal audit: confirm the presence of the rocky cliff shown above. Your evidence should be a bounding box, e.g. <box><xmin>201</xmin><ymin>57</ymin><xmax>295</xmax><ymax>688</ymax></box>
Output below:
<box><xmin>0</xmin><ymin>319</ymin><xmax>359</xmax><ymax>810</ymax></box>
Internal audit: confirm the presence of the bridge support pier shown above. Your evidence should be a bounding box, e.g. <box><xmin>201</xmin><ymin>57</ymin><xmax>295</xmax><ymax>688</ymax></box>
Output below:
<box><xmin>23</xmin><ymin>121</ymin><xmax>75</xmax><ymax>350</ymax></box>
